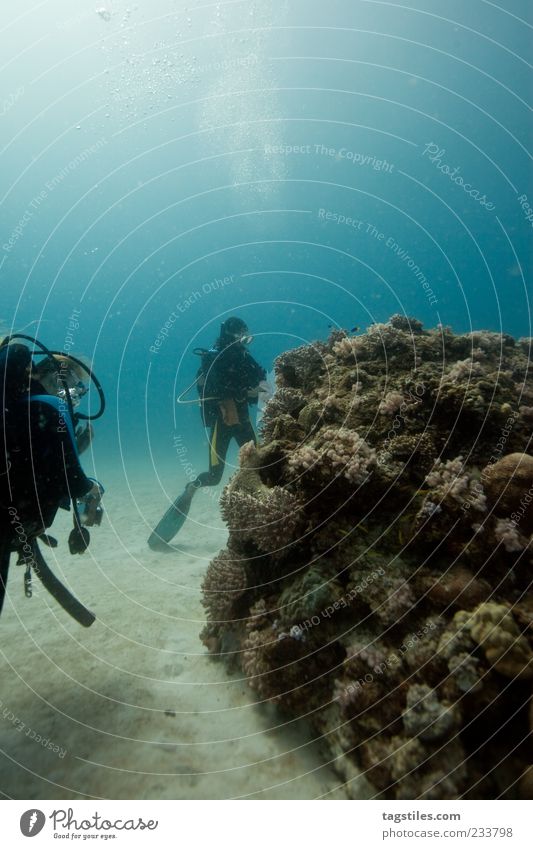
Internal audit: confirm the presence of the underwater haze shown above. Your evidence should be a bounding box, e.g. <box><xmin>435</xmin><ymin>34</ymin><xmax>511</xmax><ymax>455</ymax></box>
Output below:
<box><xmin>1</xmin><ymin>0</ymin><xmax>531</xmax><ymax>484</ymax></box>
<box><xmin>1</xmin><ymin>0</ymin><xmax>533</xmax><ymax>806</ymax></box>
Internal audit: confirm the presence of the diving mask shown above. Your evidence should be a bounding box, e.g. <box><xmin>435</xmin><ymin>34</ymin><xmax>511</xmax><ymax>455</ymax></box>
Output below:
<box><xmin>58</xmin><ymin>380</ymin><xmax>89</xmax><ymax>408</ymax></box>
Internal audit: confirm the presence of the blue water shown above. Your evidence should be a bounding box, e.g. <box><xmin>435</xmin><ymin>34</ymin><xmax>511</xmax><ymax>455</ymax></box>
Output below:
<box><xmin>1</xmin><ymin>0</ymin><xmax>531</xmax><ymax>487</ymax></box>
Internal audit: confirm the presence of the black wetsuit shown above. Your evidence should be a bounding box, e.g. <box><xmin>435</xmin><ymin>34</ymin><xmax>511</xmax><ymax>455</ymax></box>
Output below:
<box><xmin>195</xmin><ymin>344</ymin><xmax>266</xmax><ymax>487</ymax></box>
<box><xmin>0</xmin><ymin>392</ymin><xmax>93</xmax><ymax>616</ymax></box>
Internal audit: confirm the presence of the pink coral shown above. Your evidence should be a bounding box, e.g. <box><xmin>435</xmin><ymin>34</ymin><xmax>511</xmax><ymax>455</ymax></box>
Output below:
<box><xmin>425</xmin><ymin>457</ymin><xmax>487</xmax><ymax>512</ymax></box>
<box><xmin>288</xmin><ymin>427</ymin><xmax>376</xmax><ymax>486</ymax></box>
<box><xmin>220</xmin><ymin>485</ymin><xmax>302</xmax><ymax>553</ymax></box>
<box><xmin>287</xmin><ymin>445</ymin><xmax>321</xmax><ymax>475</ymax></box>
<box><xmin>378</xmin><ymin>391</ymin><xmax>405</xmax><ymax>416</ymax></box>
<box><xmin>440</xmin><ymin>358</ymin><xmax>484</xmax><ymax>384</ymax></box>
<box><xmin>494</xmin><ymin>518</ymin><xmax>530</xmax><ymax>553</ymax></box>
<box><xmin>332</xmin><ymin>336</ymin><xmax>364</xmax><ymax>359</ymax></box>
<box><xmin>372</xmin><ymin>578</ymin><xmax>416</xmax><ymax>626</ymax></box>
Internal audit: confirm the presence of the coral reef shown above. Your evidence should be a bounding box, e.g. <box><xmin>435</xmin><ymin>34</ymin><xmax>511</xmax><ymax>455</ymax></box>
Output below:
<box><xmin>219</xmin><ymin>441</ymin><xmax>303</xmax><ymax>555</ymax></box>
<box><xmin>200</xmin><ymin>548</ymin><xmax>248</xmax><ymax>624</ymax></box>
<box><xmin>482</xmin><ymin>453</ymin><xmax>533</xmax><ymax>534</ymax></box>
<box><xmin>200</xmin><ymin>316</ymin><xmax>533</xmax><ymax>799</ymax></box>
<box><xmin>287</xmin><ymin>426</ymin><xmax>377</xmax><ymax>487</ymax></box>
<box><xmin>466</xmin><ymin>603</ymin><xmax>533</xmax><ymax>679</ymax></box>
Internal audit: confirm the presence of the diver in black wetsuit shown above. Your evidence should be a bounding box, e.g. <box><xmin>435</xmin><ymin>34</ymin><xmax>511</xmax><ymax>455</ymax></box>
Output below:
<box><xmin>0</xmin><ymin>342</ymin><xmax>103</xmax><ymax>620</ymax></box>
<box><xmin>194</xmin><ymin>316</ymin><xmax>267</xmax><ymax>488</ymax></box>
<box><xmin>148</xmin><ymin>317</ymin><xmax>267</xmax><ymax>550</ymax></box>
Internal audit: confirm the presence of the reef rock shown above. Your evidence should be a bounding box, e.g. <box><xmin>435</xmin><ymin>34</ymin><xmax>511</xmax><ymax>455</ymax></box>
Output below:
<box><xmin>402</xmin><ymin>684</ymin><xmax>459</xmax><ymax>742</ymax></box>
<box><xmin>466</xmin><ymin>603</ymin><xmax>533</xmax><ymax>680</ymax></box>
<box><xmin>482</xmin><ymin>453</ymin><xmax>533</xmax><ymax>533</ymax></box>
<box><xmin>200</xmin><ymin>316</ymin><xmax>533</xmax><ymax>799</ymax></box>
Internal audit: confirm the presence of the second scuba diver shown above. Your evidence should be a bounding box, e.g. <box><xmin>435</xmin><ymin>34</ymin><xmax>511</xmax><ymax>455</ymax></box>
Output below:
<box><xmin>0</xmin><ymin>336</ymin><xmax>105</xmax><ymax>625</ymax></box>
<box><xmin>148</xmin><ymin>317</ymin><xmax>267</xmax><ymax>550</ymax></box>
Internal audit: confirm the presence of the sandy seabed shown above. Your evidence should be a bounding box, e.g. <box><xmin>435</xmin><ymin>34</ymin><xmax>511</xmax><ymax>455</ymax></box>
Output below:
<box><xmin>0</xmin><ymin>468</ymin><xmax>348</xmax><ymax>800</ymax></box>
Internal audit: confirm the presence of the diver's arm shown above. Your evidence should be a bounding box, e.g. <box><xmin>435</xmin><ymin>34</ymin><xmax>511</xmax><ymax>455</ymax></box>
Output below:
<box><xmin>75</xmin><ymin>423</ymin><xmax>93</xmax><ymax>455</ymax></box>
<box><xmin>60</xmin><ymin>428</ymin><xmax>95</xmax><ymax>499</ymax></box>
<box><xmin>244</xmin><ymin>353</ymin><xmax>267</xmax><ymax>402</ymax></box>
<box><xmin>33</xmin><ymin>398</ymin><xmax>95</xmax><ymax>499</ymax></box>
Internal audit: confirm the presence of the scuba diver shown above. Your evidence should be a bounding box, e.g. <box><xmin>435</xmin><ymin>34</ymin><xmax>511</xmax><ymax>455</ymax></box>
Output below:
<box><xmin>32</xmin><ymin>354</ymin><xmax>95</xmax><ymax>455</ymax></box>
<box><xmin>148</xmin><ymin>317</ymin><xmax>267</xmax><ymax>550</ymax></box>
<box><xmin>0</xmin><ymin>335</ymin><xmax>106</xmax><ymax>625</ymax></box>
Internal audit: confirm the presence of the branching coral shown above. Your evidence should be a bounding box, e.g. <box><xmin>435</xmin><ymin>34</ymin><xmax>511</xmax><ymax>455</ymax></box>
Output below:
<box><xmin>288</xmin><ymin>427</ymin><xmax>377</xmax><ymax>486</ymax></box>
<box><xmin>389</xmin><ymin>314</ymin><xmax>424</xmax><ymax>334</ymax></box>
<box><xmin>275</xmin><ymin>344</ymin><xmax>324</xmax><ymax>391</ymax></box>
<box><xmin>437</xmin><ymin>613</ymin><xmax>483</xmax><ymax>694</ymax></box>
<box><xmin>424</xmin><ymin>456</ymin><xmax>487</xmax><ymax>512</ymax></box>
<box><xmin>402</xmin><ymin>684</ymin><xmax>459</xmax><ymax>742</ymax></box>
<box><xmin>220</xmin><ymin>485</ymin><xmax>301</xmax><ymax>553</ymax></box>
<box><xmin>331</xmin><ymin>335</ymin><xmax>365</xmax><ymax>360</ymax></box>
<box><xmin>439</xmin><ymin>603</ymin><xmax>533</xmax><ymax>686</ymax></box>
<box><xmin>378</xmin><ymin>391</ymin><xmax>405</xmax><ymax>416</ymax></box>
<box><xmin>201</xmin><ymin>548</ymin><xmax>248</xmax><ymax>623</ymax></box>
<box><xmin>260</xmin><ymin>388</ymin><xmax>306</xmax><ymax>440</ymax></box>
<box><xmin>465</xmin><ymin>603</ymin><xmax>533</xmax><ymax>680</ymax></box>
<box><xmin>493</xmin><ymin>518</ymin><xmax>530</xmax><ymax>553</ymax></box>
<box><xmin>440</xmin><ymin>358</ymin><xmax>484</xmax><ymax>384</ymax></box>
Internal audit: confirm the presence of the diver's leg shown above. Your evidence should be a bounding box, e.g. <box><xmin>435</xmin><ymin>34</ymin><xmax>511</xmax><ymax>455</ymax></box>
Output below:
<box><xmin>0</xmin><ymin>532</ymin><xmax>11</xmax><ymax>617</ymax></box>
<box><xmin>148</xmin><ymin>420</ymin><xmax>232</xmax><ymax>549</ymax></box>
<box><xmin>195</xmin><ymin>418</ymin><xmax>232</xmax><ymax>487</ymax></box>
<box><xmin>235</xmin><ymin>418</ymin><xmax>257</xmax><ymax>448</ymax></box>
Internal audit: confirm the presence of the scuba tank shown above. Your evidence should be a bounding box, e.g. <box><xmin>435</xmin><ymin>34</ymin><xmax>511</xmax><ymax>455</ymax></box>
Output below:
<box><xmin>0</xmin><ymin>334</ymin><xmax>106</xmax><ymax>626</ymax></box>
<box><xmin>176</xmin><ymin>347</ymin><xmax>220</xmax><ymax>427</ymax></box>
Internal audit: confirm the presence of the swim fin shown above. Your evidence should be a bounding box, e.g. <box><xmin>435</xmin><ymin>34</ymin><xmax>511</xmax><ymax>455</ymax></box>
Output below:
<box><xmin>148</xmin><ymin>483</ymin><xmax>197</xmax><ymax>550</ymax></box>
